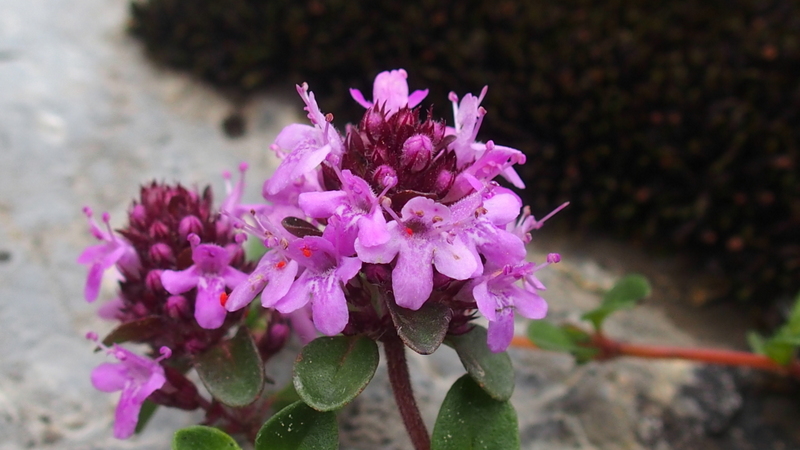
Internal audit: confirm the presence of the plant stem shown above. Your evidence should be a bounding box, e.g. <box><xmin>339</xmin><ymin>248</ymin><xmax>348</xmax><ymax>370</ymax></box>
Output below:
<box><xmin>383</xmin><ymin>334</ymin><xmax>431</xmax><ymax>450</ymax></box>
<box><xmin>510</xmin><ymin>334</ymin><xmax>800</xmax><ymax>378</ymax></box>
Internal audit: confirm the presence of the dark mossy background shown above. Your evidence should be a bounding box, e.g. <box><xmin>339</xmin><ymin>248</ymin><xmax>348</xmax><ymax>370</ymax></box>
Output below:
<box><xmin>129</xmin><ymin>0</ymin><xmax>800</xmax><ymax>306</ymax></box>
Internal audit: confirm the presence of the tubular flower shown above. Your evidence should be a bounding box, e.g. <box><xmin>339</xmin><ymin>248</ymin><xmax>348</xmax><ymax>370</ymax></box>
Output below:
<box><xmin>77</xmin><ymin>208</ymin><xmax>140</xmax><ymax>302</ymax></box>
<box><xmin>349</xmin><ymin>68</ymin><xmax>429</xmax><ymax>116</ymax></box>
<box><xmin>356</xmin><ymin>196</ymin><xmax>478</xmax><ymax>310</ymax></box>
<box><xmin>87</xmin><ymin>332</ymin><xmax>171</xmax><ymax>439</ymax></box>
<box><xmin>274</xmin><ymin>236</ymin><xmax>362</xmax><ymax>336</ymax></box>
<box><xmin>161</xmin><ymin>234</ymin><xmax>248</xmax><ymax>329</ymax></box>
<box><xmin>459</xmin><ymin>262</ymin><xmax>554</xmax><ymax>353</ymax></box>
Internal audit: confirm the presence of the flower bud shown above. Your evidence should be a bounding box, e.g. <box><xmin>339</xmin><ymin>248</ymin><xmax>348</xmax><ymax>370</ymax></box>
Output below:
<box><xmin>401</xmin><ymin>134</ymin><xmax>433</xmax><ymax>172</ymax></box>
<box><xmin>148</xmin><ymin>221</ymin><xmax>170</xmax><ymax>240</ymax></box>
<box><xmin>129</xmin><ymin>204</ymin><xmax>147</xmax><ymax>226</ymax></box>
<box><xmin>373</xmin><ymin>165</ymin><xmax>398</xmax><ymax>190</ymax></box>
<box><xmin>165</xmin><ymin>295</ymin><xmax>189</xmax><ymax>319</ymax></box>
<box><xmin>363</xmin><ymin>108</ymin><xmax>385</xmax><ymax>141</ymax></box>
<box><xmin>178</xmin><ymin>215</ymin><xmax>204</xmax><ymax>239</ymax></box>
<box><xmin>363</xmin><ymin>263</ymin><xmax>391</xmax><ymax>284</ymax></box>
<box><xmin>546</xmin><ymin>253</ymin><xmax>561</xmax><ymax>264</ymax></box>
<box><xmin>145</xmin><ymin>269</ymin><xmax>164</xmax><ymax>292</ymax></box>
<box><xmin>148</xmin><ymin>243</ymin><xmax>174</xmax><ymax>265</ymax></box>
<box><xmin>259</xmin><ymin>321</ymin><xmax>290</xmax><ymax>360</ymax></box>
<box><xmin>433</xmin><ymin>170</ymin><xmax>455</xmax><ymax>194</ymax></box>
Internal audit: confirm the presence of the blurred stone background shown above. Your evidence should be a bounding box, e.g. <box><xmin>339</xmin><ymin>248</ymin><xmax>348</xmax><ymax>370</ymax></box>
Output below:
<box><xmin>1</xmin><ymin>0</ymin><xmax>797</xmax><ymax>449</ymax></box>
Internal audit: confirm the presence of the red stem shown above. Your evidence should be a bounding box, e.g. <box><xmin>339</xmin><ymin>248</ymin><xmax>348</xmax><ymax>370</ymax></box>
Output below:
<box><xmin>510</xmin><ymin>334</ymin><xmax>800</xmax><ymax>378</ymax></box>
<box><xmin>383</xmin><ymin>334</ymin><xmax>431</xmax><ymax>450</ymax></box>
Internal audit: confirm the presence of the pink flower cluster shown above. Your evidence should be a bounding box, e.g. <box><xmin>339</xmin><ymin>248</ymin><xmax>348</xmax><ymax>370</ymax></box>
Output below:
<box><xmin>79</xmin><ymin>70</ymin><xmax>563</xmax><ymax>439</ymax></box>
<box><xmin>222</xmin><ymin>69</ymin><xmax>562</xmax><ymax>352</ymax></box>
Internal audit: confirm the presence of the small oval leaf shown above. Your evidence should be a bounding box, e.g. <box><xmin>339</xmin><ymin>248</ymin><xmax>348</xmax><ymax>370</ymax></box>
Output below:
<box><xmin>101</xmin><ymin>316</ymin><xmax>163</xmax><ymax>347</ymax></box>
<box><xmin>527</xmin><ymin>321</ymin><xmax>598</xmax><ymax>364</ymax></box>
<box><xmin>431</xmin><ymin>375</ymin><xmax>519</xmax><ymax>450</ymax></box>
<box><xmin>134</xmin><ymin>400</ymin><xmax>158</xmax><ymax>435</ymax></box>
<box><xmin>255</xmin><ymin>401</ymin><xmax>338</xmax><ymax>450</ymax></box>
<box><xmin>526</xmin><ymin>320</ymin><xmax>579</xmax><ymax>353</ymax></box>
<box><xmin>582</xmin><ymin>274</ymin><xmax>651</xmax><ymax>330</ymax></box>
<box><xmin>194</xmin><ymin>327</ymin><xmax>265</xmax><ymax>407</ymax></box>
<box><xmin>293</xmin><ymin>336</ymin><xmax>379</xmax><ymax>411</ymax></box>
<box><xmin>281</xmin><ymin>217</ymin><xmax>323</xmax><ymax>238</ymax></box>
<box><xmin>387</xmin><ymin>299</ymin><xmax>452</xmax><ymax>355</ymax></box>
<box><xmin>172</xmin><ymin>425</ymin><xmax>242</xmax><ymax>450</ymax></box>
<box><xmin>446</xmin><ymin>325</ymin><xmax>514</xmax><ymax>401</ymax></box>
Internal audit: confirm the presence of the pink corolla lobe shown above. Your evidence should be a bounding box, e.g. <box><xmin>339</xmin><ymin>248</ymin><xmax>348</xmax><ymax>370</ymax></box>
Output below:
<box><xmin>349</xmin><ymin>68</ymin><xmax>429</xmax><ymax>116</ymax></box>
<box><xmin>87</xmin><ymin>332</ymin><xmax>171</xmax><ymax>439</ymax></box>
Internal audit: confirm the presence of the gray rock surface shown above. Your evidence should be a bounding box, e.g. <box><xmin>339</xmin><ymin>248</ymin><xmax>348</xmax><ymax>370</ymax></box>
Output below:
<box><xmin>0</xmin><ymin>1</ymin><xmax>290</xmax><ymax>448</ymax></box>
<box><xmin>0</xmin><ymin>1</ymin><xmax>794</xmax><ymax>449</ymax></box>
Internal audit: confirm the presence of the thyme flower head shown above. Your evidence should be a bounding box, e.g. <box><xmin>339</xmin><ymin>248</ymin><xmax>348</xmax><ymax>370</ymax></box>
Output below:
<box><xmin>227</xmin><ymin>69</ymin><xmax>563</xmax><ymax>351</ymax></box>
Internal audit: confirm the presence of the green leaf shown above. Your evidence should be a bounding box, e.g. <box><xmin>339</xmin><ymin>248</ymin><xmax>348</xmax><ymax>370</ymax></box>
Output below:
<box><xmin>293</xmin><ymin>336</ymin><xmax>379</xmax><ymax>411</ymax></box>
<box><xmin>769</xmin><ymin>334</ymin><xmax>800</xmax><ymax>346</ymax></box>
<box><xmin>527</xmin><ymin>320</ymin><xmax>579</xmax><ymax>353</ymax></box>
<box><xmin>101</xmin><ymin>316</ymin><xmax>163</xmax><ymax>347</ymax></box>
<box><xmin>445</xmin><ymin>325</ymin><xmax>514</xmax><ymax>401</ymax></box>
<box><xmin>134</xmin><ymin>400</ymin><xmax>158</xmax><ymax>434</ymax></box>
<box><xmin>172</xmin><ymin>426</ymin><xmax>242</xmax><ymax>450</ymax></box>
<box><xmin>749</xmin><ymin>292</ymin><xmax>800</xmax><ymax>365</ymax></box>
<box><xmin>749</xmin><ymin>330</ymin><xmax>795</xmax><ymax>365</ymax></box>
<box><xmin>582</xmin><ymin>274</ymin><xmax>651</xmax><ymax>330</ymax></box>
<box><xmin>431</xmin><ymin>375</ymin><xmax>519</xmax><ymax>450</ymax></box>
<box><xmin>281</xmin><ymin>217</ymin><xmax>323</xmax><ymax>238</ymax></box>
<box><xmin>255</xmin><ymin>401</ymin><xmax>338</xmax><ymax>450</ymax></box>
<box><xmin>194</xmin><ymin>327</ymin><xmax>265</xmax><ymax>407</ymax></box>
<box><xmin>784</xmin><ymin>291</ymin><xmax>800</xmax><ymax>334</ymax></box>
<box><xmin>746</xmin><ymin>331</ymin><xmax>766</xmax><ymax>354</ymax></box>
<box><xmin>764</xmin><ymin>340</ymin><xmax>795</xmax><ymax>366</ymax></box>
<box><xmin>526</xmin><ymin>321</ymin><xmax>599</xmax><ymax>363</ymax></box>
<box><xmin>387</xmin><ymin>299</ymin><xmax>452</xmax><ymax>355</ymax></box>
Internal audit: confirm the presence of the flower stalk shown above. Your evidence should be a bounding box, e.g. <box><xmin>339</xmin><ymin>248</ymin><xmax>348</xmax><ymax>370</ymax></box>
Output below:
<box><xmin>384</xmin><ymin>333</ymin><xmax>431</xmax><ymax>450</ymax></box>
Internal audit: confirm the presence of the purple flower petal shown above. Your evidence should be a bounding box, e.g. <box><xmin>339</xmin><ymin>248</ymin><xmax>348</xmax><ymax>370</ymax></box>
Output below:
<box><xmin>77</xmin><ymin>243</ymin><xmax>108</xmax><ymax>264</ymax></box>
<box><xmin>273</xmin><ymin>275</ymin><xmax>314</xmax><ymax>314</ymax></box>
<box><xmin>349</xmin><ymin>87</ymin><xmax>372</xmax><ymax>108</ymax></box>
<box><xmin>356</xmin><ymin>208</ymin><xmax>390</xmax><ymax>248</ymax></box>
<box><xmin>222</xmin><ymin>266</ymin><xmax>248</xmax><ymax>289</ymax></box>
<box><xmin>472</xmin><ymin>279</ymin><xmax>497</xmax><ymax>322</ymax></box>
<box><xmin>486</xmin><ymin>309</ymin><xmax>515</xmax><ymax>353</ymax></box>
<box><xmin>432</xmin><ymin>236</ymin><xmax>479</xmax><ymax>281</ymax></box>
<box><xmin>310</xmin><ymin>277</ymin><xmax>349</xmax><ymax>336</ymax></box>
<box><xmin>192</xmin><ymin>243</ymin><xmax>233</xmax><ymax>273</ymax></box>
<box><xmin>298</xmin><ymin>190</ymin><xmax>348</xmax><ymax>218</ymax></box>
<box><xmin>97</xmin><ymin>297</ymin><xmax>125</xmax><ymax>321</ymax></box>
<box><xmin>85</xmin><ymin>263</ymin><xmax>105</xmax><ymax>303</ymax></box>
<box><xmin>161</xmin><ymin>267</ymin><xmax>200</xmax><ymax>295</ymax></box>
<box><xmin>406</xmin><ymin>89</ymin><xmax>429</xmax><ymax>108</ymax></box>
<box><xmin>392</xmin><ymin>239</ymin><xmax>434</xmax><ymax>310</ymax></box>
<box><xmin>194</xmin><ymin>277</ymin><xmax>227</xmax><ymax>329</ymax></box>
<box><xmin>511</xmin><ymin>287</ymin><xmax>548</xmax><ymax>320</ymax></box>
<box><xmin>113</xmin><ymin>368</ymin><xmax>166</xmax><ymax>439</ymax></box>
<box><xmin>288</xmin><ymin>307</ymin><xmax>318</xmax><ymax>344</ymax></box>
<box><xmin>89</xmin><ymin>344</ymin><xmax>169</xmax><ymax>439</ymax></box>
<box><xmin>90</xmin><ymin>363</ymin><xmax>128</xmax><ymax>392</ymax></box>
<box><xmin>226</xmin><ymin>252</ymin><xmax>298</xmax><ymax>311</ymax></box>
